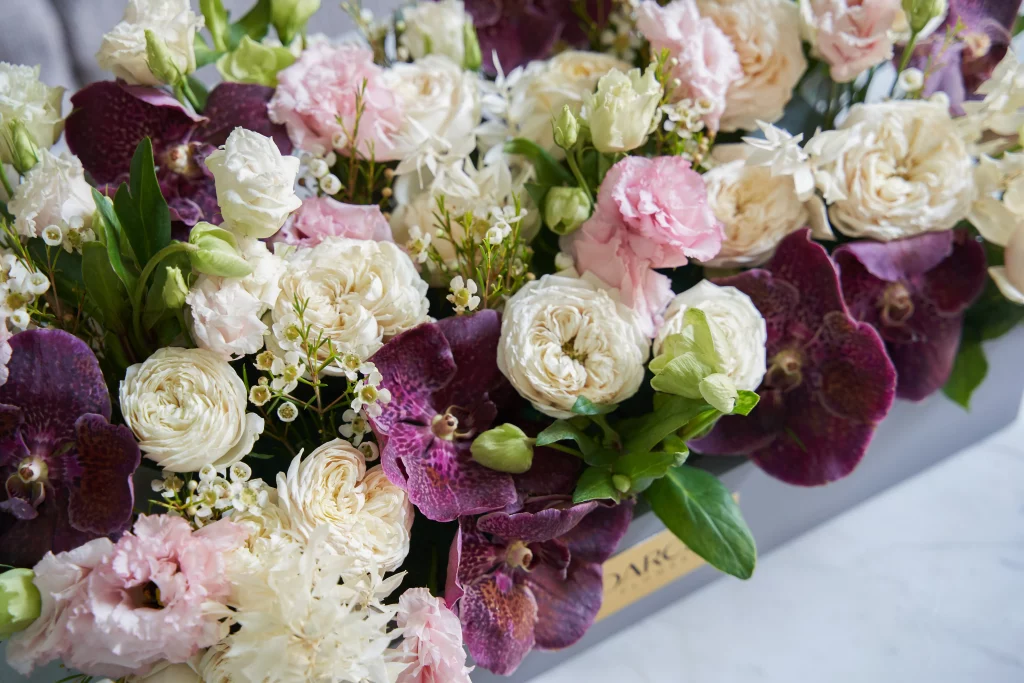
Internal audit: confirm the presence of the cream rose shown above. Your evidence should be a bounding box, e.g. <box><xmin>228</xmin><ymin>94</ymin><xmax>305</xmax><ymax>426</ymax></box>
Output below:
<box><xmin>698</xmin><ymin>0</ymin><xmax>807</xmax><ymax>132</ymax></box>
<box><xmin>509</xmin><ymin>51</ymin><xmax>631</xmax><ymax>156</ymax></box>
<box><xmin>120</xmin><ymin>347</ymin><xmax>264</xmax><ymax>472</ymax></box>
<box><xmin>8</xmin><ymin>150</ymin><xmax>94</xmax><ymax>239</ymax></box>
<box><xmin>383</xmin><ymin>55</ymin><xmax>481</xmax><ymax>167</ymax></box>
<box><xmin>582</xmin><ymin>66</ymin><xmax>663</xmax><ymax>154</ymax></box>
<box><xmin>276</xmin><ymin>440</ymin><xmax>413</xmax><ymax>572</ymax></box>
<box><xmin>205</xmin><ymin>127</ymin><xmax>302</xmax><ymax>239</ymax></box>
<box><xmin>96</xmin><ymin>0</ymin><xmax>203</xmax><ymax>86</ymax></box>
<box><xmin>808</xmin><ymin>100</ymin><xmax>975</xmax><ymax>241</ymax></box>
<box><xmin>702</xmin><ymin>146</ymin><xmax>831</xmax><ymax>268</ymax></box>
<box><xmin>0</xmin><ymin>63</ymin><xmax>64</xmax><ymax>165</ymax></box>
<box><xmin>654</xmin><ymin>280</ymin><xmax>767</xmax><ymax>391</ymax></box>
<box><xmin>400</xmin><ymin>0</ymin><xmax>472</xmax><ymax>65</ymax></box>
<box><xmin>272</xmin><ymin>237</ymin><xmax>430</xmax><ymax>365</ymax></box>
<box><xmin>497</xmin><ymin>272</ymin><xmax>650</xmax><ymax>418</ymax></box>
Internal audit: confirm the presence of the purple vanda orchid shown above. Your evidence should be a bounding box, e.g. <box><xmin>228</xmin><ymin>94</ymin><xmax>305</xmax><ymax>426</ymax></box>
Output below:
<box><xmin>0</xmin><ymin>329</ymin><xmax>140</xmax><ymax>568</ymax></box>
<box><xmin>834</xmin><ymin>230</ymin><xmax>987</xmax><ymax>401</ymax></box>
<box><xmin>367</xmin><ymin>310</ymin><xmax>519</xmax><ymax>522</ymax></box>
<box><xmin>692</xmin><ymin>229</ymin><xmax>897</xmax><ymax>486</ymax></box>
<box><xmin>446</xmin><ymin>497</ymin><xmax>633</xmax><ymax>675</ymax></box>
<box><xmin>65</xmin><ymin>81</ymin><xmax>290</xmax><ymax>228</ymax></box>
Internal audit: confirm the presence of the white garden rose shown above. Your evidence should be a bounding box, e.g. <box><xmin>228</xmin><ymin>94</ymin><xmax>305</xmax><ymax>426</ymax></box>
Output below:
<box><xmin>0</xmin><ymin>63</ymin><xmax>64</xmax><ymax>165</ymax></box>
<box><xmin>508</xmin><ymin>51</ymin><xmax>631</xmax><ymax>156</ymax></box>
<box><xmin>120</xmin><ymin>347</ymin><xmax>264</xmax><ymax>473</ymax></box>
<box><xmin>582</xmin><ymin>66</ymin><xmax>663</xmax><ymax>154</ymax></box>
<box><xmin>96</xmin><ymin>0</ymin><xmax>204</xmax><ymax>86</ymax></box>
<box><xmin>654</xmin><ymin>280</ymin><xmax>768</xmax><ymax>392</ymax></box>
<box><xmin>702</xmin><ymin>145</ymin><xmax>832</xmax><ymax>268</ymax></box>
<box><xmin>698</xmin><ymin>0</ymin><xmax>807</xmax><ymax>132</ymax></box>
<box><xmin>384</xmin><ymin>55</ymin><xmax>482</xmax><ymax>170</ymax></box>
<box><xmin>9</xmin><ymin>150</ymin><xmax>94</xmax><ymax>239</ymax></box>
<box><xmin>276</xmin><ymin>440</ymin><xmax>413</xmax><ymax>572</ymax></box>
<box><xmin>186</xmin><ymin>278</ymin><xmax>267</xmax><ymax>361</ymax></box>
<box><xmin>498</xmin><ymin>272</ymin><xmax>650</xmax><ymax>418</ymax></box>
<box><xmin>205</xmin><ymin>127</ymin><xmax>302</xmax><ymax>239</ymax></box>
<box><xmin>807</xmin><ymin>100</ymin><xmax>975</xmax><ymax>241</ymax></box>
<box><xmin>272</xmin><ymin>237</ymin><xmax>429</xmax><ymax>366</ymax></box>
<box><xmin>400</xmin><ymin>0</ymin><xmax>472</xmax><ymax>65</ymax></box>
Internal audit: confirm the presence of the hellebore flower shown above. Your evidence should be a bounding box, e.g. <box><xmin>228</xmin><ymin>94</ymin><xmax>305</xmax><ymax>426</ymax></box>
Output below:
<box><xmin>692</xmin><ymin>230</ymin><xmax>897</xmax><ymax>486</ymax></box>
<box><xmin>64</xmin><ymin>80</ymin><xmax>290</xmax><ymax>228</ymax></box>
<box><xmin>834</xmin><ymin>230</ymin><xmax>987</xmax><ymax>401</ymax></box>
<box><xmin>0</xmin><ymin>329</ymin><xmax>141</xmax><ymax>568</ymax></box>
<box><xmin>367</xmin><ymin>310</ymin><xmax>519</xmax><ymax>521</ymax></box>
<box><xmin>446</xmin><ymin>498</ymin><xmax>633</xmax><ymax>675</ymax></box>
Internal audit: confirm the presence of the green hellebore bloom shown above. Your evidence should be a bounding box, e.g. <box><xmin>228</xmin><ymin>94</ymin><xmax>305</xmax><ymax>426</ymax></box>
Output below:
<box><xmin>217</xmin><ymin>36</ymin><xmax>297</xmax><ymax>87</ymax></box>
<box><xmin>188</xmin><ymin>223</ymin><xmax>252</xmax><ymax>278</ymax></box>
<box><xmin>470</xmin><ymin>423</ymin><xmax>535</xmax><ymax>474</ymax></box>
<box><xmin>0</xmin><ymin>568</ymin><xmax>41</xmax><ymax>637</ymax></box>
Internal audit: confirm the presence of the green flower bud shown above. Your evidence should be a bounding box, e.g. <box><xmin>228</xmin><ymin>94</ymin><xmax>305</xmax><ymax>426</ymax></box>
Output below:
<box><xmin>2</xmin><ymin>119</ymin><xmax>40</xmax><ymax>175</ymax></box>
<box><xmin>902</xmin><ymin>0</ymin><xmax>947</xmax><ymax>34</ymax></box>
<box><xmin>462</xmin><ymin>22</ymin><xmax>482</xmax><ymax>71</ymax></box>
<box><xmin>145</xmin><ymin>30</ymin><xmax>184</xmax><ymax>87</ymax></box>
<box><xmin>470</xmin><ymin>423</ymin><xmax>535</xmax><ymax>474</ymax></box>
<box><xmin>698</xmin><ymin>373</ymin><xmax>738</xmax><ymax>414</ymax></box>
<box><xmin>611</xmin><ymin>474</ymin><xmax>632</xmax><ymax>494</ymax></box>
<box><xmin>650</xmin><ymin>308</ymin><xmax>732</xmax><ymax>403</ymax></box>
<box><xmin>217</xmin><ymin>36</ymin><xmax>296</xmax><ymax>87</ymax></box>
<box><xmin>162</xmin><ymin>266</ymin><xmax>189</xmax><ymax>309</ymax></box>
<box><xmin>271</xmin><ymin>0</ymin><xmax>322</xmax><ymax>46</ymax></box>
<box><xmin>0</xmin><ymin>568</ymin><xmax>41</xmax><ymax>637</ymax></box>
<box><xmin>552</xmin><ymin>105</ymin><xmax>580</xmax><ymax>150</ymax></box>
<box><xmin>544</xmin><ymin>186</ymin><xmax>592</xmax><ymax>235</ymax></box>
<box><xmin>188</xmin><ymin>223</ymin><xmax>252</xmax><ymax>278</ymax></box>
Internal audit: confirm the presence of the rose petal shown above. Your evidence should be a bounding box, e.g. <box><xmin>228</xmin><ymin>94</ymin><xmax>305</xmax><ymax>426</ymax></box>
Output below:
<box><xmin>67</xmin><ymin>414</ymin><xmax>140</xmax><ymax>536</ymax></box>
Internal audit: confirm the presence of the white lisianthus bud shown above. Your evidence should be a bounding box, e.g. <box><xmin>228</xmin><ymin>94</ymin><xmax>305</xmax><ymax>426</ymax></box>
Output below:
<box><xmin>205</xmin><ymin>127</ymin><xmax>302</xmax><ymax>239</ymax></box>
<box><xmin>399</xmin><ymin>0</ymin><xmax>473</xmax><ymax>66</ymax></box>
<box><xmin>0</xmin><ymin>63</ymin><xmax>64</xmax><ymax>169</ymax></box>
<box><xmin>583</xmin><ymin>65</ymin><xmax>663</xmax><ymax>154</ymax></box>
<box><xmin>2</xmin><ymin>120</ymin><xmax>40</xmax><ymax>175</ymax></box>
<box><xmin>97</xmin><ymin>0</ymin><xmax>204</xmax><ymax>87</ymax></box>
<box><xmin>120</xmin><ymin>347</ymin><xmax>265</xmax><ymax>472</ymax></box>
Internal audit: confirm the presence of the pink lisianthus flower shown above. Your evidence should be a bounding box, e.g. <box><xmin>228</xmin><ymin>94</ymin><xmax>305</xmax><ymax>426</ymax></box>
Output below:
<box><xmin>636</xmin><ymin>0</ymin><xmax>742</xmax><ymax>132</ymax></box>
<box><xmin>395</xmin><ymin>588</ymin><xmax>473</xmax><ymax>683</ymax></box>
<box><xmin>6</xmin><ymin>516</ymin><xmax>247</xmax><ymax>679</ymax></box>
<box><xmin>801</xmin><ymin>0</ymin><xmax>900</xmax><ymax>83</ymax></box>
<box><xmin>273</xmin><ymin>196</ymin><xmax>394</xmax><ymax>247</ymax></box>
<box><xmin>563</xmin><ymin>156</ymin><xmax>723</xmax><ymax>335</ymax></box>
<box><xmin>269</xmin><ymin>43</ymin><xmax>403</xmax><ymax>160</ymax></box>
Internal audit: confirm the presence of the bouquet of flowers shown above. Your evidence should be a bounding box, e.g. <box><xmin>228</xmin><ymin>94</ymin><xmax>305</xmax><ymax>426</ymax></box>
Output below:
<box><xmin>1</xmin><ymin>0</ymin><xmax>1022</xmax><ymax>680</ymax></box>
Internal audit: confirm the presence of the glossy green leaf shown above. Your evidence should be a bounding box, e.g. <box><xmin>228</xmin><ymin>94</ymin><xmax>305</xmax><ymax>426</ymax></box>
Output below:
<box><xmin>620</xmin><ymin>394</ymin><xmax>708</xmax><ymax>456</ymax></box>
<box><xmin>82</xmin><ymin>242</ymin><xmax>130</xmax><ymax>334</ymax></box>
<box><xmin>115</xmin><ymin>138</ymin><xmax>172</xmax><ymax>267</ymax></box>
<box><xmin>573</xmin><ymin>466</ymin><xmax>620</xmax><ymax>504</ymax></box>
<box><xmin>571</xmin><ymin>396</ymin><xmax>617</xmax><ymax>415</ymax></box>
<box><xmin>613</xmin><ymin>450</ymin><xmax>679</xmax><ymax>481</ymax></box>
<box><xmin>504</xmin><ymin>138</ymin><xmax>575</xmax><ymax>187</ymax></box>
<box><xmin>943</xmin><ymin>334</ymin><xmax>988</xmax><ymax>410</ymax></box>
<box><xmin>230</xmin><ymin>0</ymin><xmax>272</xmax><ymax>49</ymax></box>
<box><xmin>91</xmin><ymin>189</ymin><xmax>138</xmax><ymax>291</ymax></box>
<box><xmin>647</xmin><ymin>465</ymin><xmax>756</xmax><ymax>579</ymax></box>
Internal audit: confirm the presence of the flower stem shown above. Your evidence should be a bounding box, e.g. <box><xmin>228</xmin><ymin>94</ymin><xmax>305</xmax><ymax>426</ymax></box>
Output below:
<box><xmin>891</xmin><ymin>31</ymin><xmax>919</xmax><ymax>97</ymax></box>
<box><xmin>0</xmin><ymin>164</ymin><xmax>15</xmax><ymax>199</ymax></box>
<box><xmin>565</xmin><ymin>149</ymin><xmax>593</xmax><ymax>207</ymax></box>
<box><xmin>546</xmin><ymin>443</ymin><xmax>585</xmax><ymax>458</ymax></box>
<box><xmin>130</xmin><ymin>242</ymin><xmax>196</xmax><ymax>352</ymax></box>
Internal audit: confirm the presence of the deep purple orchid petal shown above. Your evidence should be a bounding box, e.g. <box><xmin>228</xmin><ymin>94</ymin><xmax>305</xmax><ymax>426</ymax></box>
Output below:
<box><xmin>920</xmin><ymin>232</ymin><xmax>987</xmax><ymax>314</ymax></box>
<box><xmin>65</xmin><ymin>81</ymin><xmax>201</xmax><ymax>185</ymax></box>
<box><xmin>460</xmin><ymin>571</ymin><xmax>538</xmax><ymax>676</ymax></box>
<box><xmin>370</xmin><ymin>323</ymin><xmax>456</xmax><ymax>433</ymax></box>
<box><xmin>561</xmin><ymin>500</ymin><xmax>634</xmax><ymax>565</ymax></box>
<box><xmin>434</xmin><ymin>310</ymin><xmax>504</xmax><ymax>419</ymax></box>
<box><xmin>525</xmin><ymin>558</ymin><xmax>604</xmax><ymax>651</ymax></box>
<box><xmin>0</xmin><ymin>330</ymin><xmax>111</xmax><ymax>460</ymax></box>
<box><xmin>201</xmin><ymin>83</ymin><xmax>292</xmax><ymax>154</ymax></box>
<box><xmin>811</xmin><ymin>312</ymin><xmax>896</xmax><ymax>424</ymax></box>
<box><xmin>0</xmin><ymin>494</ymin><xmax>37</xmax><ymax>521</ymax></box>
<box><xmin>476</xmin><ymin>501</ymin><xmax>597</xmax><ymax>545</ymax></box>
<box><xmin>467</xmin><ymin>0</ymin><xmax>563</xmax><ymax>74</ymax></box>
<box><xmin>67</xmin><ymin>414</ymin><xmax>140</xmax><ymax>536</ymax></box>
<box><xmin>384</xmin><ymin>423</ymin><xmax>517</xmax><ymax>522</ymax></box>
<box><xmin>886</xmin><ymin>318</ymin><xmax>965</xmax><ymax>401</ymax></box>
<box><xmin>512</xmin><ymin>450</ymin><xmax>582</xmax><ymax>501</ymax></box>
<box><xmin>835</xmin><ymin>232</ymin><xmax>954</xmax><ymax>282</ymax></box>
<box><xmin>0</xmin><ymin>404</ymin><xmax>27</xmax><ymax>468</ymax></box>
<box><xmin>0</xmin><ymin>489</ymin><xmax>92</xmax><ymax>568</ymax></box>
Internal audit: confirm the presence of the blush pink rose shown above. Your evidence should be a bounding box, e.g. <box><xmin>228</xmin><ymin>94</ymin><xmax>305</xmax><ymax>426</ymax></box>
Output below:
<box><xmin>636</xmin><ymin>0</ymin><xmax>742</xmax><ymax>132</ymax></box>
<box><xmin>273</xmin><ymin>196</ymin><xmax>394</xmax><ymax>247</ymax></box>
<box><xmin>7</xmin><ymin>516</ymin><xmax>247</xmax><ymax>678</ymax></box>
<box><xmin>269</xmin><ymin>43</ymin><xmax>403</xmax><ymax>160</ymax></box>
<box><xmin>802</xmin><ymin>0</ymin><xmax>900</xmax><ymax>83</ymax></box>
<box><xmin>395</xmin><ymin>588</ymin><xmax>473</xmax><ymax>683</ymax></box>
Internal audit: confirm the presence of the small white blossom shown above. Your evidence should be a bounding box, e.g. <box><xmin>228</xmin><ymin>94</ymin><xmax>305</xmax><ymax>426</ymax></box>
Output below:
<box><xmin>350</xmin><ymin>370</ymin><xmax>391</xmax><ymax>419</ymax></box>
<box><xmin>308</xmin><ymin>157</ymin><xmax>330</xmax><ymax>179</ymax></box>
<box><xmin>277</xmin><ymin>401</ymin><xmax>299</xmax><ymax>422</ymax></box>
<box><xmin>9</xmin><ymin>309</ymin><xmax>29</xmax><ymax>329</ymax></box>
<box><xmin>320</xmin><ymin>173</ymin><xmax>342</xmax><ymax>195</ymax></box>
<box><xmin>338</xmin><ymin>408</ymin><xmax>370</xmax><ymax>446</ymax></box>
<box><xmin>249</xmin><ymin>383</ymin><xmax>272</xmax><ymax>407</ymax></box>
<box><xmin>255</xmin><ymin>350</ymin><xmax>275</xmax><ymax>371</ymax></box>
<box><xmin>337</xmin><ymin>353</ymin><xmax>375</xmax><ymax>383</ymax></box>
<box><xmin>447</xmin><ymin>275</ymin><xmax>480</xmax><ymax>314</ymax></box>
<box><xmin>554</xmin><ymin>252</ymin><xmax>575</xmax><ymax>271</ymax></box>
<box><xmin>271</xmin><ymin>312</ymin><xmax>305</xmax><ymax>352</ymax></box>
<box><xmin>405</xmin><ymin>224</ymin><xmax>432</xmax><ymax>264</ymax></box>
<box><xmin>897</xmin><ymin>68</ymin><xmax>924</xmax><ymax>93</ymax></box>
<box><xmin>358</xmin><ymin>441</ymin><xmax>379</xmax><ymax>461</ymax></box>
<box><xmin>270</xmin><ymin>350</ymin><xmax>302</xmax><ymax>393</ymax></box>
<box><xmin>41</xmin><ymin>225</ymin><xmax>62</xmax><ymax>247</ymax></box>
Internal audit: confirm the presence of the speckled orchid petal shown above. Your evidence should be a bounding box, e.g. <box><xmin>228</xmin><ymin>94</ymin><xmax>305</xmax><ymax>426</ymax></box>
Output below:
<box><xmin>433</xmin><ymin>311</ymin><xmax>504</xmax><ymax>423</ymax></box>
<box><xmin>65</xmin><ymin>81</ymin><xmax>202</xmax><ymax>186</ymax></box>
<box><xmin>460</xmin><ymin>571</ymin><xmax>538</xmax><ymax>675</ymax></box>
<box><xmin>67</xmin><ymin>414</ymin><xmax>140</xmax><ymax>536</ymax></box>
<box><xmin>561</xmin><ymin>500</ymin><xmax>634</xmax><ymax>564</ymax></box>
<box><xmin>476</xmin><ymin>501</ymin><xmax>598</xmax><ymax>544</ymax></box>
<box><xmin>525</xmin><ymin>558</ymin><xmax>603</xmax><ymax>651</ymax></box>
<box><xmin>370</xmin><ymin>323</ymin><xmax>456</xmax><ymax>434</ymax></box>
<box><xmin>201</xmin><ymin>83</ymin><xmax>292</xmax><ymax>153</ymax></box>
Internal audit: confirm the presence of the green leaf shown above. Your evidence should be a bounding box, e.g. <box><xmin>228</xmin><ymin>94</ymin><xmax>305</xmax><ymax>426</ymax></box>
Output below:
<box><xmin>646</xmin><ymin>465</ymin><xmax>756</xmax><ymax>579</ymax></box>
<box><xmin>116</xmin><ymin>138</ymin><xmax>171</xmax><ymax>268</ymax></box>
<box><xmin>82</xmin><ymin>242</ymin><xmax>130</xmax><ymax>333</ymax></box>
<box><xmin>620</xmin><ymin>394</ymin><xmax>709</xmax><ymax>456</ymax></box>
<box><xmin>246</xmin><ymin>452</ymin><xmax>277</xmax><ymax>460</ymax></box>
<box><xmin>732</xmin><ymin>390</ymin><xmax>760</xmax><ymax>416</ymax></box>
<box><xmin>534</xmin><ymin>419</ymin><xmax>614</xmax><ymax>466</ymax></box>
<box><xmin>573</xmin><ymin>466</ymin><xmax>620</xmax><ymax>504</ymax></box>
<box><xmin>504</xmin><ymin>138</ymin><xmax>575</xmax><ymax>187</ymax></box>
<box><xmin>535</xmin><ymin>419</ymin><xmax>583</xmax><ymax>447</ymax></box>
<box><xmin>186</xmin><ymin>76</ymin><xmax>209</xmax><ymax>111</ymax></box>
<box><xmin>650</xmin><ymin>352</ymin><xmax>708</xmax><ymax>398</ymax></box>
<box><xmin>613</xmin><ymin>450</ymin><xmax>679</xmax><ymax>482</ymax></box>
<box><xmin>200</xmin><ymin>0</ymin><xmax>230</xmax><ymax>51</ymax></box>
<box><xmin>230</xmin><ymin>0</ymin><xmax>272</xmax><ymax>49</ymax></box>
<box><xmin>91</xmin><ymin>189</ymin><xmax>138</xmax><ymax>292</ymax></box>
<box><xmin>571</xmin><ymin>396</ymin><xmax>617</xmax><ymax>415</ymax></box>
<box><xmin>943</xmin><ymin>334</ymin><xmax>988</xmax><ymax>410</ymax></box>
<box><xmin>194</xmin><ymin>34</ymin><xmax>223</xmax><ymax>68</ymax></box>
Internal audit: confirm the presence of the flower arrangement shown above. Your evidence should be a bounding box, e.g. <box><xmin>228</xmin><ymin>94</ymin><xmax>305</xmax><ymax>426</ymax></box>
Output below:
<box><xmin>0</xmin><ymin>0</ymin><xmax>1022</xmax><ymax>680</ymax></box>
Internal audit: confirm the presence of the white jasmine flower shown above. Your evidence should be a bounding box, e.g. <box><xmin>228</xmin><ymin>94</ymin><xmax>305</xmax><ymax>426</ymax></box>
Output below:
<box><xmin>0</xmin><ymin>63</ymin><xmax>64</xmax><ymax>166</ymax></box>
<box><xmin>897</xmin><ymin>67</ymin><xmax>924</xmax><ymax>93</ymax></box>
<box><xmin>20</xmin><ymin>271</ymin><xmax>49</xmax><ymax>297</ymax></box>
<box><xmin>583</xmin><ymin>65</ymin><xmax>663</xmax><ymax>154</ymax></box>
<box><xmin>186</xmin><ymin>277</ymin><xmax>268</xmax><ymax>361</ymax></box>
<box><xmin>255</xmin><ymin>350</ymin><xmax>276</xmax><ymax>372</ymax></box>
<box><xmin>276</xmin><ymin>401</ymin><xmax>299</xmax><ymax>423</ymax></box>
<box><xmin>404</xmin><ymin>224</ymin><xmax>432</xmax><ymax>264</ymax></box>
<box><xmin>270</xmin><ymin>351</ymin><xmax>303</xmax><ymax>393</ymax></box>
<box><xmin>447</xmin><ymin>275</ymin><xmax>480</xmax><ymax>314</ymax></box>
<box><xmin>96</xmin><ymin>0</ymin><xmax>204</xmax><ymax>86</ymax></box>
<box><xmin>319</xmin><ymin>173</ymin><xmax>341</xmax><ymax>195</ymax></box>
<box><xmin>205</xmin><ymin>127</ymin><xmax>302</xmax><ymax>239</ymax></box>
<box><xmin>338</xmin><ymin>408</ymin><xmax>370</xmax><ymax>446</ymax></box>
<box><xmin>400</xmin><ymin>0</ymin><xmax>472</xmax><ymax>65</ymax></box>
<box><xmin>41</xmin><ymin>225</ymin><xmax>62</xmax><ymax>247</ymax></box>
<box><xmin>338</xmin><ymin>354</ymin><xmax>375</xmax><ymax>382</ymax></box>
<box><xmin>249</xmin><ymin>383</ymin><xmax>272</xmax><ymax>407</ymax></box>
<box><xmin>497</xmin><ymin>272</ymin><xmax>650</xmax><ymax>419</ymax></box>
<box><xmin>351</xmin><ymin>370</ymin><xmax>391</xmax><ymax>419</ymax></box>
<box><xmin>9</xmin><ymin>150</ymin><xmax>94</xmax><ymax>239</ymax></box>
<box><xmin>271</xmin><ymin>237</ymin><xmax>430</xmax><ymax>366</ymax></box>
<box><xmin>654</xmin><ymin>280</ymin><xmax>768</xmax><ymax>391</ymax></box>
<box><xmin>120</xmin><ymin>347</ymin><xmax>265</xmax><ymax>472</ymax></box>
<box><xmin>9</xmin><ymin>308</ymin><xmax>29</xmax><ymax>329</ymax></box>
<box><xmin>276</xmin><ymin>440</ymin><xmax>413</xmax><ymax>572</ymax></box>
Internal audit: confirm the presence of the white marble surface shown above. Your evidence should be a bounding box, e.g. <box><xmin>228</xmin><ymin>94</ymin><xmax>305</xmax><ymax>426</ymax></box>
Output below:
<box><xmin>535</xmin><ymin>400</ymin><xmax>1024</xmax><ymax>683</ymax></box>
